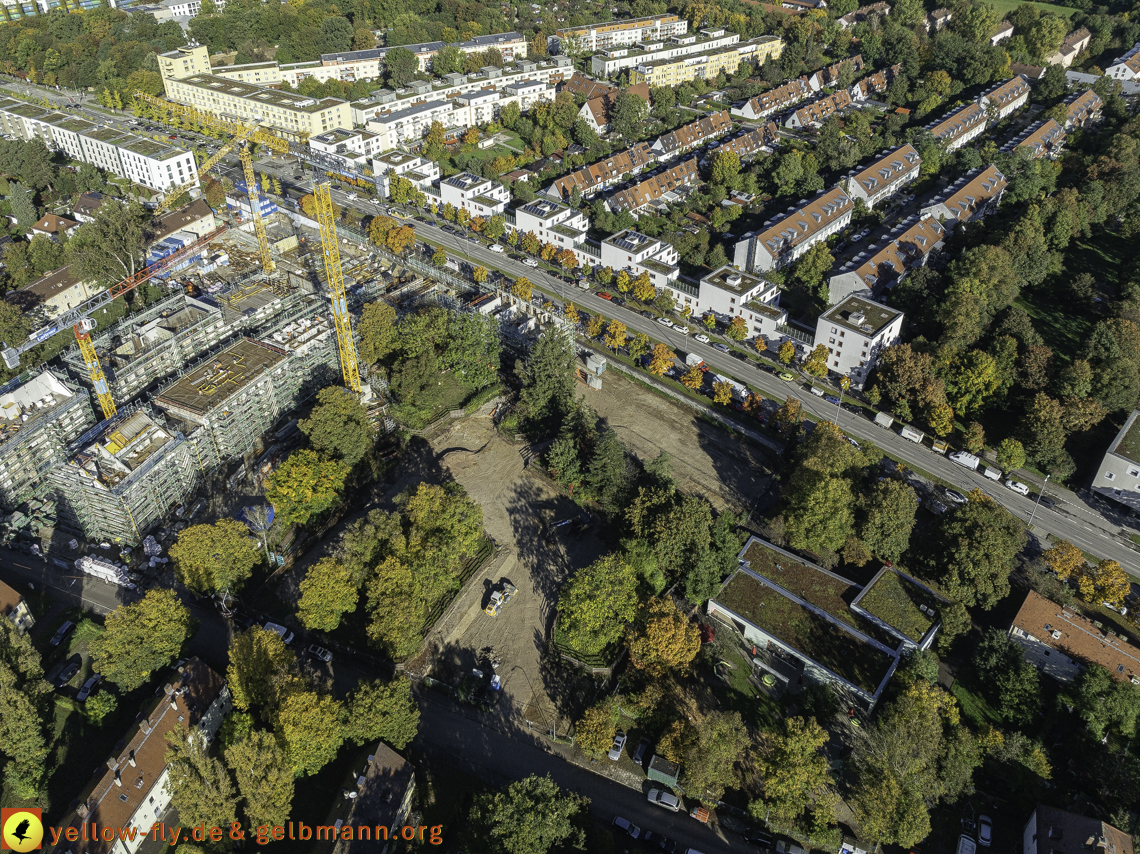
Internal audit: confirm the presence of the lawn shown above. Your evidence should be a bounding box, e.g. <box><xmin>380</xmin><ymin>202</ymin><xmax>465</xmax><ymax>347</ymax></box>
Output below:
<box><xmin>389</xmin><ymin>374</ymin><xmax>500</xmax><ymax>430</ymax></box>
<box><xmin>717</xmin><ymin>571</ymin><xmax>896</xmax><ymax>694</ymax></box>
<box><xmin>949</xmin><ymin>672</ymin><xmax>1002</xmax><ymax>727</ymax></box>
<box><xmin>710</xmin><ymin>645</ymin><xmax>783</xmax><ymax>731</ymax></box>
<box><xmin>983</xmin><ymin>0</ymin><xmax>1078</xmax><ymax>17</ymax></box>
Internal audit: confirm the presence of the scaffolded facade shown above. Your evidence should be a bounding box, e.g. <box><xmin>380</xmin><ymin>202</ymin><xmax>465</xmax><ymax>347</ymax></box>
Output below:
<box><xmin>0</xmin><ymin>370</ymin><xmax>96</xmax><ymax>509</ymax></box>
<box><xmin>49</xmin><ymin>407</ymin><xmax>215</xmax><ymax>544</ymax></box>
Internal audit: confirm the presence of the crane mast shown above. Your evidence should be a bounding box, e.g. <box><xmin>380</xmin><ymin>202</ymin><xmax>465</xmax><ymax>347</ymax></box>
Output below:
<box><xmin>313</xmin><ymin>181</ymin><xmax>360</xmax><ymax>393</ymax></box>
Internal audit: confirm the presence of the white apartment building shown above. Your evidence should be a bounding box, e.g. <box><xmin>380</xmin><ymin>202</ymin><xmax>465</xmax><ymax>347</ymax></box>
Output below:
<box><xmin>589</xmin><ymin>29</ymin><xmax>744</xmax><ymax>78</ymax></box>
<box><xmin>842</xmin><ymin>144</ymin><xmax>921</xmax><ymax>209</ymax></box>
<box><xmin>599</xmin><ymin>229</ymin><xmax>680</xmax><ymax>290</ymax></box>
<box><xmin>438</xmin><ymin>172</ymin><xmax>509</xmax><ymax>217</ymax></box>
<box><xmin>58</xmin><ymin>660</ymin><xmax>231</xmax><ymax>854</ymax></box>
<box><xmin>815</xmin><ymin>295</ymin><xmax>904</xmax><ymax>384</ymax></box>
<box><xmin>661</xmin><ymin>265</ymin><xmax>780</xmax><ymax>326</ymax></box>
<box><xmin>322</xmin><ymin>31</ymin><xmax>529</xmax><ymax>77</ymax></box>
<box><xmin>211</xmin><ymin>61</ymin><xmax>281</xmax><ymax>86</ymax></box>
<box><xmin>978</xmin><ymin>75</ymin><xmax>1030</xmax><ymax>119</ymax></box>
<box><xmin>921</xmin><ymin>165</ymin><xmax>1007</xmax><ymax>225</ymax></box>
<box><xmin>0</xmin><ymin>100</ymin><xmax>197</xmax><ymax>193</ymax></box>
<box><xmin>1092</xmin><ymin>409</ymin><xmax>1140</xmax><ymax>512</ymax></box>
<box><xmin>161</xmin><ymin>0</ymin><xmax>224</xmax><ymax>18</ymax></box>
<box><xmin>556</xmin><ymin>15</ymin><xmax>689</xmax><ymax>54</ymax></box>
<box><xmin>734</xmin><ymin>187</ymin><xmax>853</xmax><ymax>272</ymax></box>
<box><xmin>925</xmin><ymin>101</ymin><xmax>987</xmax><ymax>151</ymax></box>
<box><xmin>373</xmin><ymin>151</ymin><xmax>440</xmax><ymax>198</ymax></box>
<box><xmin>1106</xmin><ymin>42</ymin><xmax>1140</xmax><ymax>81</ymax></box>
<box><xmin>513</xmin><ymin>197</ymin><xmax>590</xmax><ymax>253</ymax></box>
<box><xmin>309</xmin><ymin>128</ymin><xmax>383</xmax><ymax>171</ymax></box>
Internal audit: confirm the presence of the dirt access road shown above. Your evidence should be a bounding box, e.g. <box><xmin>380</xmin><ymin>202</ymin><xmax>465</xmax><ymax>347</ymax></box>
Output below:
<box><xmin>421</xmin><ymin>370</ymin><xmax>778</xmax><ymax>732</ymax></box>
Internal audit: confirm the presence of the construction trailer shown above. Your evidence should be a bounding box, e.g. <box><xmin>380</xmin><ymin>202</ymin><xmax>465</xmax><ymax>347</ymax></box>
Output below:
<box><xmin>0</xmin><ymin>370</ymin><xmax>97</xmax><ymax>509</ymax></box>
<box><xmin>151</xmin><ymin>306</ymin><xmax>340</xmax><ymax>462</ymax></box>
<box><xmin>49</xmin><ymin>407</ymin><xmax>214</xmax><ymax>545</ymax></box>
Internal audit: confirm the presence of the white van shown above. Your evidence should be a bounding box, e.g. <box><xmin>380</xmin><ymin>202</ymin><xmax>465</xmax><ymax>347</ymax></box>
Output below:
<box><xmin>900</xmin><ymin>425</ymin><xmax>924</xmax><ymax>443</ymax></box>
<box><xmin>982</xmin><ymin>465</ymin><xmax>1002</xmax><ymax>481</ymax></box>
<box><xmin>810</xmin><ymin>386</ymin><xmax>826</xmax><ymax>397</ymax></box>
<box><xmin>949</xmin><ymin>451</ymin><xmax>980</xmax><ymax>471</ymax></box>
<box><xmin>957</xmin><ymin>834</ymin><xmax>977</xmax><ymax>854</ymax></box>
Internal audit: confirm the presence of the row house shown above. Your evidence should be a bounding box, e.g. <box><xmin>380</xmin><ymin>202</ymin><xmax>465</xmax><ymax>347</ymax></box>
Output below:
<box><xmin>1006</xmin><ymin>119</ymin><xmax>1066</xmax><ymax>159</ymax></box>
<box><xmin>920</xmin><ymin>164</ymin><xmax>1007</xmax><ymax>225</ymax></box>
<box><xmin>606</xmin><ymin>158</ymin><xmax>699</xmax><ymax>216</ymax></box>
<box><xmin>733</xmin><ymin>186</ymin><xmax>853</xmax><ymax>272</ymax></box>
<box><xmin>815</xmin><ymin>295</ymin><xmax>904</xmax><ymax>384</ymax></box>
<box><xmin>651</xmin><ymin>111</ymin><xmax>732</xmax><ymax>159</ymax></box>
<box><xmin>1045</xmin><ymin>27</ymin><xmax>1090</xmax><ymax>67</ymax></box>
<box><xmin>808</xmin><ymin>54</ymin><xmax>865</xmax><ymax>91</ymax></box>
<box><xmin>545</xmin><ymin>142</ymin><xmax>655</xmax><ymax>201</ymax></box>
<box><xmin>705</xmin><ymin>123</ymin><xmax>779</xmax><ymax>162</ymax></box>
<box><xmin>437</xmin><ymin>172</ymin><xmax>509</xmax><ymax>217</ymax></box>
<box><xmin>837</xmin><ymin>2</ymin><xmax>889</xmax><ymax>29</ymax></box>
<box><xmin>556</xmin><ymin>14</ymin><xmax>688</xmax><ymax>53</ymax></box>
<box><xmin>978</xmin><ymin>75</ymin><xmax>1030</xmax><ymax>119</ymax></box>
<box><xmin>842</xmin><ymin>144</ymin><xmax>921</xmax><ymax>209</ymax></box>
<box><xmin>560</xmin><ymin>71</ymin><xmax>618</xmax><ymax>100</ymax></box>
<box><xmin>1064</xmin><ymin>88</ymin><xmax>1103</xmax><ymax>128</ymax></box>
<box><xmin>926</xmin><ymin>101</ymin><xmax>987</xmax><ymax>151</ymax></box>
<box><xmin>730</xmin><ymin>78</ymin><xmax>812</xmax><ymax>120</ymax></box>
<box><xmin>852</xmin><ymin>64</ymin><xmax>899</xmax><ymax>100</ymax></box>
<box><xmin>373</xmin><ymin>151</ymin><xmax>440</xmax><ymax>199</ymax></box>
<box><xmin>785</xmin><ymin>89</ymin><xmax>851</xmax><ymax>129</ymax></box>
<box><xmin>828</xmin><ymin>216</ymin><xmax>945</xmax><ymax>305</ymax></box>
<box><xmin>1107</xmin><ymin>42</ymin><xmax>1140</xmax><ymax>81</ymax></box>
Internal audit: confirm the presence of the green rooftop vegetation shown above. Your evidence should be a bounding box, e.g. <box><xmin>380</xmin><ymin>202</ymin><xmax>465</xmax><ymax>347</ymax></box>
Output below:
<box><xmin>717</xmin><ymin>570</ymin><xmax>895</xmax><ymax>694</ymax></box>
<box><xmin>1115</xmin><ymin>414</ymin><xmax>1140</xmax><ymax>465</ymax></box>
<box><xmin>856</xmin><ymin>569</ymin><xmax>938</xmax><ymax>643</ymax></box>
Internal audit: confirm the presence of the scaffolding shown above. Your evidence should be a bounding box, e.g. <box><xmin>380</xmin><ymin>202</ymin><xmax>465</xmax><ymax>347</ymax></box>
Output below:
<box><xmin>49</xmin><ymin>408</ymin><xmax>205</xmax><ymax>545</ymax></box>
<box><xmin>0</xmin><ymin>370</ymin><xmax>96</xmax><ymax>509</ymax></box>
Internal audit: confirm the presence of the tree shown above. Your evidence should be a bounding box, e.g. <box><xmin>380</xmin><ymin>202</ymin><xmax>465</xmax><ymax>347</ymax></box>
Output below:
<box><xmin>518</xmin><ymin>328</ymin><xmax>575</xmax><ymax>432</ymax></box>
<box><xmin>432</xmin><ymin>247</ymin><xmax>448</xmax><ymax>267</ymax></box>
<box><xmin>604</xmin><ymin>319</ymin><xmax>627</xmax><ymax>351</ymax></box>
<box><xmin>615</xmin><ymin>270</ymin><xmax>631</xmax><ymax>293</ymax></box>
<box><xmin>165</xmin><ymin>730</ymin><xmax>239</xmax><ymax>830</ymax></box>
<box><xmin>224</xmin><ymin>730</ymin><xmax>294</xmax><ymax>830</ymax></box>
<box><xmin>227</xmin><ymin>627</ymin><xmax>298</xmax><ymax>716</ymax></box>
<box><xmin>1078</xmin><ymin>559</ymin><xmax>1130</xmax><ymax>609</ymax></box>
<box><xmin>299</xmin><ymin>386</ymin><xmax>374</xmax><ymax>466</ymax></box>
<box><xmin>932</xmin><ymin>492</ymin><xmax>1027</xmax><ymax>609</ymax></box>
<box><xmin>779</xmin><ymin>340</ymin><xmax>796</xmax><ymax>366</ymax></box>
<box><xmin>297</xmin><ymin>558</ymin><xmax>358</xmax><ymax>631</ymax></box>
<box><xmin>928</xmin><ymin>401</ymin><xmax>954</xmax><ymax>437</ymax></box>
<box><xmin>0</xmin><ymin>618</ymin><xmax>52</xmax><ymax>794</ymax></box>
<box><xmin>752</xmin><ymin>716</ymin><xmax>832</xmax><ymax>826</ymax></box>
<box><xmin>564</xmin><ymin>302</ymin><xmax>580</xmax><ymax>326</ymax></box>
<box><xmin>774</xmin><ymin>396</ymin><xmax>803</xmax><ymax>435</ymax></box>
<box><xmin>626</xmin><ymin>597</ymin><xmax>700</xmax><ymax>675</ymax></box>
<box><xmin>1042</xmin><ymin>538</ymin><xmax>1086</xmax><ymax>581</ymax></box>
<box><xmin>275</xmin><ymin>690</ymin><xmax>344</xmax><ymax>776</ymax></box>
<box><xmin>628</xmin><ymin>331</ymin><xmax>649</xmax><ymax>360</ymax></box>
<box><xmin>681</xmin><ymin>711</ymin><xmax>749</xmax><ymax>804</ymax></box>
<box><xmin>859</xmin><ymin>479</ymin><xmax>918</xmax><ymax>563</ymax></box>
<box><xmin>557</xmin><ymin>248</ymin><xmax>578</xmax><ymax>272</ymax></box>
<box><xmin>1072</xmin><ymin>664</ymin><xmax>1140</xmax><ymax>742</ymax></box>
<box><xmin>726</xmin><ymin>316</ymin><xmax>747</xmax><ymax>341</ymax></box>
<box><xmin>473</xmin><ymin>266</ymin><xmax>488</xmax><ymax>284</ymax></box>
<box><xmin>67</xmin><ymin>198</ymin><xmax>149</xmax><ymax>284</ymax></box>
<box><xmin>7</xmin><ymin>182</ymin><xmax>36</xmax><ymax>228</ymax></box>
<box><xmin>648</xmin><ymin>343</ymin><xmax>673</xmax><ymax>377</ymax></box>
<box><xmin>574</xmin><ymin>701</ymin><xmax>617</xmax><ymax>757</ymax></box>
<box><xmin>995</xmin><ymin>437</ymin><xmax>1026</xmax><ymax>473</ymax></box>
<box><xmin>512</xmin><ymin>276</ymin><xmax>532</xmax><ymax>301</ymax></box>
<box><xmin>973</xmin><ymin>629</ymin><xmax>1041</xmax><ymax>723</ymax></box>
<box><xmin>265</xmin><ymin>450</ymin><xmax>350</xmax><ymax>527</ymax></box>
<box><xmin>385</xmin><ymin>47</ymin><xmax>418</xmax><ymax>87</ymax></box>
<box><xmin>610</xmin><ymin>91</ymin><xmax>649</xmax><ymax>138</ymax></box>
<box><xmin>557</xmin><ymin>554</ymin><xmax>639</xmax><ymax>656</ymax></box>
<box><xmin>713</xmin><ymin>380</ymin><xmax>733</xmax><ymax>405</ymax></box>
<box><xmin>632</xmin><ymin>272</ymin><xmax>655</xmax><ymax>302</ymax></box>
<box><xmin>803</xmin><ymin>344</ymin><xmax>829</xmax><ymax>378</ymax></box>
<box><xmin>465</xmin><ymin>775</ymin><xmax>589</xmax><ymax>854</ymax></box>
<box><xmin>963</xmin><ymin>422</ymin><xmax>986</xmax><ymax>454</ymax></box>
<box><xmin>340</xmin><ymin>678</ymin><xmax>420</xmax><ymax>749</ymax></box>
<box><xmin>710</xmin><ymin>149</ymin><xmax>741</xmax><ymax>189</ymax></box>
<box><xmin>90</xmin><ymin>590</ymin><xmax>191</xmax><ymax>691</ymax></box>
<box><xmin>681</xmin><ymin>364</ymin><xmax>703</xmax><ymax>389</ymax></box>
<box><xmin>359</xmin><ymin>301</ymin><xmax>398</xmax><ymax>365</ymax></box>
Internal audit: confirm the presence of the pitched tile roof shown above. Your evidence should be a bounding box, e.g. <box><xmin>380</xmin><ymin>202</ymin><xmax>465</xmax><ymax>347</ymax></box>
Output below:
<box><xmin>756</xmin><ymin>186</ymin><xmax>852</xmax><ymax>259</ymax></box>
<box><xmin>811</xmin><ymin>54</ymin><xmax>865</xmax><ymax>88</ymax></box>
<box><xmin>560</xmin><ymin>72</ymin><xmax>617</xmax><ymax>101</ymax></box>
<box><xmin>981</xmin><ymin>75</ymin><xmax>1030</xmax><ymax>109</ymax></box>
<box><xmin>547</xmin><ymin>142</ymin><xmax>655</xmax><ymax>200</ymax></box>
<box><xmin>1065</xmin><ymin>88</ymin><xmax>1103</xmax><ymax>126</ymax></box>
<box><xmin>654</xmin><ymin>110</ymin><xmax>731</xmax><ymax>154</ymax></box>
<box><xmin>0</xmin><ymin>578</ymin><xmax>25</xmax><ymax>621</ymax></box>
<box><xmin>744</xmin><ymin>77</ymin><xmax>812</xmax><ymax>115</ymax></box>
<box><xmin>710</xmin><ymin>123</ymin><xmax>778</xmax><ymax>159</ymax></box>
<box><xmin>30</xmin><ymin>213</ymin><xmax>80</xmax><ymax>234</ymax></box>
<box><xmin>928</xmin><ymin>101</ymin><xmax>987</xmax><ymax>144</ymax></box>
<box><xmin>791</xmin><ymin>89</ymin><xmax>851</xmax><ymax>125</ymax></box>
<box><xmin>933</xmin><ymin>164</ymin><xmax>1007</xmax><ymax>221</ymax></box>
<box><xmin>1015</xmin><ymin>119</ymin><xmax>1065</xmax><ymax>157</ymax></box>
<box><xmin>848</xmin><ymin>144</ymin><xmax>921</xmax><ymax>196</ymax></box>
<box><xmin>848</xmin><ymin>216</ymin><xmax>944</xmax><ymax>288</ymax></box>
<box><xmin>1011</xmin><ymin>589</ymin><xmax>1140</xmax><ymax>685</ymax></box>
<box><xmin>608</xmin><ymin>157</ymin><xmax>699</xmax><ymax>212</ymax></box>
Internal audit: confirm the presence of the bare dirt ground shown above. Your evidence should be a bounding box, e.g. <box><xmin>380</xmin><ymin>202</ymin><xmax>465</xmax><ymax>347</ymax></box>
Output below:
<box><xmin>576</xmin><ymin>368</ymin><xmax>778</xmax><ymax>514</ymax></box>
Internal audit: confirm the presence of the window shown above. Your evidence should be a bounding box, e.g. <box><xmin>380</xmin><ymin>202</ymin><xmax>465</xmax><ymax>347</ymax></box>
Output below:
<box><xmin>1130</xmin><ymin>468</ymin><xmax>1139</xmax><ymax>478</ymax></box>
<box><xmin>1105</xmin><ymin>472</ymin><xmax>1116</xmax><ymax>481</ymax></box>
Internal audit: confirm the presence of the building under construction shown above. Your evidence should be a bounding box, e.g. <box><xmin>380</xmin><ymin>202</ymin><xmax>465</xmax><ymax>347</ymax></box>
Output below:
<box><xmin>0</xmin><ymin>370</ymin><xmax>97</xmax><ymax>509</ymax></box>
<box><xmin>61</xmin><ymin>281</ymin><xmax>308</xmax><ymax>405</ymax></box>
<box><xmin>49</xmin><ymin>407</ymin><xmax>210</xmax><ymax>544</ymax></box>
<box><xmin>152</xmin><ymin>305</ymin><xmax>339</xmax><ymax>462</ymax></box>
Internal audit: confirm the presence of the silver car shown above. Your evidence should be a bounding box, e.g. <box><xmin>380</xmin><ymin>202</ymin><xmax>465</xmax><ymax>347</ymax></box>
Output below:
<box><xmin>607</xmin><ymin>730</ymin><xmax>627</xmax><ymax>761</ymax></box>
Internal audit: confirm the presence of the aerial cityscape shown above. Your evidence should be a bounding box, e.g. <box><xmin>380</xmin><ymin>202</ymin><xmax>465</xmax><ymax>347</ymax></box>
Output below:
<box><xmin>0</xmin><ymin>0</ymin><xmax>1138</xmax><ymax>851</ymax></box>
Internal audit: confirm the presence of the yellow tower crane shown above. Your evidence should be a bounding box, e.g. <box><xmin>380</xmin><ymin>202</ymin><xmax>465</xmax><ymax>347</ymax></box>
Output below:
<box><xmin>313</xmin><ymin>181</ymin><xmax>361</xmax><ymax>393</ymax></box>
<box><xmin>239</xmin><ymin>142</ymin><xmax>275</xmax><ymax>276</ymax></box>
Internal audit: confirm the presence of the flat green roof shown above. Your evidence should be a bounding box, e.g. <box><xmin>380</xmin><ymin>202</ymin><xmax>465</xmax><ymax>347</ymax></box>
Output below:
<box><xmin>122</xmin><ymin>138</ymin><xmax>184</xmax><ymax>159</ymax></box>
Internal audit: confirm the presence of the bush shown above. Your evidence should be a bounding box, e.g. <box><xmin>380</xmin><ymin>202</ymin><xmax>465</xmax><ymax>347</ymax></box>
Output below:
<box><xmin>85</xmin><ymin>691</ymin><xmax>118</xmax><ymax>725</ymax></box>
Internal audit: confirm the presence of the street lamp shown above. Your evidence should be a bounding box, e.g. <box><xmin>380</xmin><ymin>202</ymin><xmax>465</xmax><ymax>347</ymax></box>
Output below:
<box><xmin>835</xmin><ymin>376</ymin><xmax>850</xmax><ymax>423</ymax></box>
<box><xmin>1028</xmin><ymin>474</ymin><xmax>1050</xmax><ymax>528</ymax></box>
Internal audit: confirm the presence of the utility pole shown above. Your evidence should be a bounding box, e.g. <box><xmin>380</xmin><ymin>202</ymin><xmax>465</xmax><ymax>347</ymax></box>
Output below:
<box><xmin>1028</xmin><ymin>474</ymin><xmax>1050</xmax><ymax>528</ymax></box>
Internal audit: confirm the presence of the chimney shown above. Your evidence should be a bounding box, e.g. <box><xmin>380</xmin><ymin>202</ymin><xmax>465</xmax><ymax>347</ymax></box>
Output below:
<box><xmin>128</xmin><ymin>751</ymin><xmax>137</xmax><ymax>767</ymax></box>
<box><xmin>114</xmin><ymin>771</ymin><xmax>122</xmax><ymax>788</ymax></box>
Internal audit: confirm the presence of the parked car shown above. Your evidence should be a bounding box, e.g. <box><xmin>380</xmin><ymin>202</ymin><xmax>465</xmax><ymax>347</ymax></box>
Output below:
<box><xmin>648</xmin><ymin>789</ymin><xmax>682</xmax><ymax>812</ymax></box>
<box><xmin>632</xmin><ymin>737</ymin><xmax>651</xmax><ymax>765</ymax></box>
<box><xmin>978</xmin><ymin>815</ymin><xmax>993</xmax><ymax>847</ymax></box>
<box><xmin>641</xmin><ymin>310</ymin><xmax>656</xmax><ymax>319</ymax></box>
<box><xmin>608</xmin><ymin>730</ymin><xmax>627</xmax><ymax>761</ymax></box>
<box><xmin>1036</xmin><ymin>495</ymin><xmax>1056</xmax><ymax>508</ymax></box>
<box><xmin>778</xmin><ymin>371</ymin><xmax>795</xmax><ymax>381</ymax></box>
<box><xmin>944</xmin><ymin>488</ymin><xmax>967</xmax><ymax>505</ymax></box>
<box><xmin>489</xmin><ymin>244</ymin><xmax>505</xmax><ymax>253</ymax></box>
<box><xmin>824</xmin><ymin>394</ymin><xmax>841</xmax><ymax>405</ymax></box>
<box><xmin>523</xmin><ymin>258</ymin><xmax>539</xmax><ymax>267</ymax></box>
<box><xmin>77</xmin><ymin>674</ymin><xmax>102</xmax><ymax>701</ymax></box>
<box><xmin>712</xmin><ymin>343</ymin><xmax>730</xmax><ymax>353</ymax></box>
<box><xmin>657</xmin><ymin>317</ymin><xmax>674</xmax><ymax>328</ymax></box>
<box><xmin>55</xmin><ymin>659</ymin><xmax>80</xmax><ymax>687</ymax></box>
<box><xmin>1005</xmin><ymin>479</ymin><xmax>1030</xmax><ymax>496</ymax></box>
<box><xmin>50</xmin><ymin>620</ymin><xmax>75</xmax><ymax>647</ymax></box>
<box><xmin>263</xmin><ymin>622</ymin><xmax>294</xmax><ymax>644</ymax></box>
<box><xmin>308</xmin><ymin>645</ymin><xmax>333</xmax><ymax>663</ymax></box>
<box><xmin>674</xmin><ymin>325</ymin><xmax>690</xmax><ymax>334</ymax></box>
<box><xmin>642</xmin><ymin>831</ymin><xmax>677</xmax><ymax>852</ymax></box>
<box><xmin>611</xmin><ymin>297</ymin><xmax>625</xmax><ymax>306</ymax></box>
<box><xmin>694</xmin><ymin>333</ymin><xmax>710</xmax><ymax>344</ymax></box>
<box><xmin>598</xmin><ymin>292</ymin><xmax>613</xmax><ymax>300</ymax></box>
<box><xmin>611</xmin><ymin>817</ymin><xmax>640</xmax><ymax>839</ymax></box>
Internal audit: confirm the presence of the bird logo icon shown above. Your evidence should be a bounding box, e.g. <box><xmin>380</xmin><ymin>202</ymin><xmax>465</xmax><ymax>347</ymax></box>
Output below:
<box><xmin>1</xmin><ymin>809</ymin><xmax>43</xmax><ymax>852</ymax></box>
